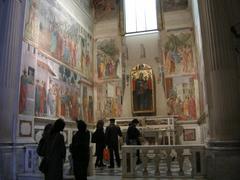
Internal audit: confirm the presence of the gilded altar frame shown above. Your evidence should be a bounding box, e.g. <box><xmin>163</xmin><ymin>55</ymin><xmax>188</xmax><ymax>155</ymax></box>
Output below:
<box><xmin>130</xmin><ymin>64</ymin><xmax>155</xmax><ymax>115</ymax></box>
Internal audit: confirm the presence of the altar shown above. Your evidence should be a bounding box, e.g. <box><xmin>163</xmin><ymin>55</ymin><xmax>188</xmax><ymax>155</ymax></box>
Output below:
<box><xmin>107</xmin><ymin>116</ymin><xmax>176</xmax><ymax>145</ymax></box>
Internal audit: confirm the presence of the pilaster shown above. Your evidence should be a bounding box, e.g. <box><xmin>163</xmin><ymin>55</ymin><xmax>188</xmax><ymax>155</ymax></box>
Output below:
<box><xmin>0</xmin><ymin>0</ymin><xmax>26</xmax><ymax>180</ymax></box>
<box><xmin>198</xmin><ymin>0</ymin><xmax>240</xmax><ymax>144</ymax></box>
<box><xmin>198</xmin><ymin>0</ymin><xmax>240</xmax><ymax>179</ymax></box>
<box><xmin>0</xmin><ymin>0</ymin><xmax>25</xmax><ymax>143</ymax></box>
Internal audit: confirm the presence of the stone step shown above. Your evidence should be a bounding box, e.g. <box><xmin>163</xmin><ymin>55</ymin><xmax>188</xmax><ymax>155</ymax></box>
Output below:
<box><xmin>17</xmin><ymin>173</ymin><xmax>75</xmax><ymax>180</ymax></box>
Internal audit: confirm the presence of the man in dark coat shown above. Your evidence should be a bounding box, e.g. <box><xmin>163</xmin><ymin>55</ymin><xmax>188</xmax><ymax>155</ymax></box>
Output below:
<box><xmin>105</xmin><ymin>118</ymin><xmax>122</xmax><ymax>168</ymax></box>
<box><xmin>44</xmin><ymin>118</ymin><xmax>66</xmax><ymax>180</ymax></box>
<box><xmin>126</xmin><ymin>118</ymin><xmax>142</xmax><ymax>164</ymax></box>
<box><xmin>70</xmin><ymin>120</ymin><xmax>90</xmax><ymax>180</ymax></box>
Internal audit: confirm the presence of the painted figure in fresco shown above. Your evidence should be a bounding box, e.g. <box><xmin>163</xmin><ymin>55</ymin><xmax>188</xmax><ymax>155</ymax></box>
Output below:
<box><xmin>174</xmin><ymin>97</ymin><xmax>183</xmax><ymax>115</ymax></box>
<box><xmin>183</xmin><ymin>96</ymin><xmax>189</xmax><ymax>119</ymax></box>
<box><xmin>35</xmin><ymin>80</ymin><xmax>41</xmax><ymax>116</ymax></box>
<box><xmin>80</xmin><ymin>49</ymin><xmax>85</xmax><ymax>73</ymax></box>
<box><xmin>135</xmin><ymin>73</ymin><xmax>144</xmax><ymax>110</ymax></box>
<box><xmin>85</xmin><ymin>50</ymin><xmax>91</xmax><ymax>77</ymax></box>
<box><xmin>25</xmin><ymin>1</ymin><xmax>37</xmax><ymax>40</ymax></box>
<box><xmin>167</xmin><ymin>96</ymin><xmax>175</xmax><ymax>115</ymax></box>
<box><xmin>28</xmin><ymin>67</ymin><xmax>35</xmax><ymax>85</ymax></box>
<box><xmin>54</xmin><ymin>84</ymin><xmax>61</xmax><ymax>117</ymax></box>
<box><xmin>188</xmin><ymin>95</ymin><xmax>196</xmax><ymax>119</ymax></box>
<box><xmin>64</xmin><ymin>88</ymin><xmax>71</xmax><ymax>118</ymax></box>
<box><xmin>19</xmin><ymin>69</ymin><xmax>29</xmax><ymax>114</ymax></box>
<box><xmin>47</xmin><ymin>88</ymin><xmax>55</xmax><ymax>116</ymax></box>
<box><xmin>60</xmin><ymin>88</ymin><xmax>66</xmax><ymax>117</ymax></box>
<box><xmin>39</xmin><ymin>81</ymin><xmax>47</xmax><ymax>116</ymax></box>
<box><xmin>145</xmin><ymin>74</ymin><xmax>153</xmax><ymax>109</ymax></box>
<box><xmin>97</xmin><ymin>56</ymin><xmax>105</xmax><ymax>79</ymax></box>
<box><xmin>71</xmin><ymin>41</ymin><xmax>77</xmax><ymax>67</ymax></box>
<box><xmin>62</xmin><ymin>36</ymin><xmax>70</xmax><ymax>64</ymax></box>
<box><xmin>165</xmin><ymin>51</ymin><xmax>175</xmax><ymax>74</ymax></box>
<box><xmin>56</xmin><ymin>31</ymin><xmax>63</xmax><ymax>60</ymax></box>
<box><xmin>88</xmin><ymin>96</ymin><xmax>93</xmax><ymax>123</ymax></box>
<box><xmin>70</xmin><ymin>91</ymin><xmax>79</xmax><ymax>120</ymax></box>
<box><xmin>50</xmin><ymin>29</ymin><xmax>57</xmax><ymax>55</ymax></box>
<box><xmin>82</xmin><ymin>87</ymin><xmax>88</xmax><ymax>121</ymax></box>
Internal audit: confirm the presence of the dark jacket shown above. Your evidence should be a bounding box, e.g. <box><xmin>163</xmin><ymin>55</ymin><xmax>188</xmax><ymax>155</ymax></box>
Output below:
<box><xmin>45</xmin><ymin>133</ymin><xmax>66</xmax><ymax>180</ymax></box>
<box><xmin>93</xmin><ymin>128</ymin><xmax>105</xmax><ymax>155</ymax></box>
<box><xmin>126</xmin><ymin>125</ymin><xmax>141</xmax><ymax>145</ymax></box>
<box><xmin>105</xmin><ymin>124</ymin><xmax>122</xmax><ymax>147</ymax></box>
<box><xmin>70</xmin><ymin>130</ymin><xmax>90</xmax><ymax>160</ymax></box>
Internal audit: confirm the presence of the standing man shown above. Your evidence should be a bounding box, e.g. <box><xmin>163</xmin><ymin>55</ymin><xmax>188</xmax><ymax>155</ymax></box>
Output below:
<box><xmin>126</xmin><ymin>119</ymin><xmax>142</xmax><ymax>164</ymax></box>
<box><xmin>105</xmin><ymin>118</ymin><xmax>122</xmax><ymax>168</ymax></box>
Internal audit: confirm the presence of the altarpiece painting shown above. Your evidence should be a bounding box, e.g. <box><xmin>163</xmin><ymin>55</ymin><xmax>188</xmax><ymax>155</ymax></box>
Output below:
<box><xmin>131</xmin><ymin>64</ymin><xmax>155</xmax><ymax>115</ymax></box>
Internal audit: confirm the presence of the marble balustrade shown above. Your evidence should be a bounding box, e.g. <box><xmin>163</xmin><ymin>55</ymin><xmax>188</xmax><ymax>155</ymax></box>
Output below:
<box><xmin>122</xmin><ymin>144</ymin><xmax>206</xmax><ymax>178</ymax></box>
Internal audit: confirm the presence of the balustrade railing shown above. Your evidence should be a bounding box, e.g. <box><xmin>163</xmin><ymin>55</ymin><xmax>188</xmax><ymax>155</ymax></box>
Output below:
<box><xmin>122</xmin><ymin>145</ymin><xmax>206</xmax><ymax>178</ymax></box>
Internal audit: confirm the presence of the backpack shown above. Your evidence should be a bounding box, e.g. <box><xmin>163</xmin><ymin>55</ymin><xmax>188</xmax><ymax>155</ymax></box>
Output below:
<box><xmin>37</xmin><ymin>138</ymin><xmax>46</xmax><ymax>157</ymax></box>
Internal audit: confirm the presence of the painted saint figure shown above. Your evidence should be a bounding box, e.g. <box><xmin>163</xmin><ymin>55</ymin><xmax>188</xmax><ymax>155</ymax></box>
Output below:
<box><xmin>19</xmin><ymin>69</ymin><xmax>29</xmax><ymax>114</ymax></box>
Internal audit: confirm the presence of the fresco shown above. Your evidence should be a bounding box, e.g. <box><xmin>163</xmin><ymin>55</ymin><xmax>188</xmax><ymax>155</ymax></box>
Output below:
<box><xmin>96</xmin><ymin>81</ymin><xmax>122</xmax><ymax>120</ymax></box>
<box><xmin>93</xmin><ymin>0</ymin><xmax>119</xmax><ymax>21</ymax></box>
<box><xmin>163</xmin><ymin>31</ymin><xmax>194</xmax><ymax>76</ymax></box>
<box><xmin>35</xmin><ymin>52</ymin><xmax>85</xmax><ymax>121</ymax></box>
<box><xmin>19</xmin><ymin>43</ymin><xmax>37</xmax><ymax>115</ymax></box>
<box><xmin>162</xmin><ymin>29</ymin><xmax>198</xmax><ymax>120</ymax></box>
<box><xmin>24</xmin><ymin>0</ymin><xmax>93</xmax><ymax>79</ymax></box>
<box><xmin>96</xmin><ymin>38</ymin><xmax>121</xmax><ymax>80</ymax></box>
<box><xmin>19</xmin><ymin>42</ymin><xmax>93</xmax><ymax>122</ymax></box>
<box><xmin>82</xmin><ymin>85</ymin><xmax>94</xmax><ymax>123</ymax></box>
<box><xmin>165</xmin><ymin>75</ymin><xmax>198</xmax><ymax>120</ymax></box>
<box><xmin>163</xmin><ymin>0</ymin><xmax>188</xmax><ymax>12</ymax></box>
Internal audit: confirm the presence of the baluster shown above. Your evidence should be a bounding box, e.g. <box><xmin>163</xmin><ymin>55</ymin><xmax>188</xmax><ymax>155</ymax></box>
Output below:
<box><xmin>33</xmin><ymin>149</ymin><xmax>40</xmax><ymax>173</ymax></box>
<box><xmin>166</xmin><ymin>149</ymin><xmax>172</xmax><ymax>176</ymax></box>
<box><xmin>142</xmin><ymin>149</ymin><xmax>148</xmax><ymax>176</ymax></box>
<box><xmin>176</xmin><ymin>148</ymin><xmax>184</xmax><ymax>176</ymax></box>
<box><xmin>189</xmin><ymin>149</ymin><xmax>193</xmax><ymax>177</ymax></box>
<box><xmin>154</xmin><ymin>149</ymin><xmax>160</xmax><ymax>176</ymax></box>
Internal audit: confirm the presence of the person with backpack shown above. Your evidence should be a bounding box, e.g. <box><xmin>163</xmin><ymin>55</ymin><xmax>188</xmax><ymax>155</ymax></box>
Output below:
<box><xmin>37</xmin><ymin>123</ymin><xmax>53</xmax><ymax>175</ymax></box>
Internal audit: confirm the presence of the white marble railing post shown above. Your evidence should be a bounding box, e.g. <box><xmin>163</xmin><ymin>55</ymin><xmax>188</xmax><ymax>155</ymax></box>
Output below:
<box><xmin>166</xmin><ymin>149</ymin><xmax>172</xmax><ymax>176</ymax></box>
<box><xmin>154</xmin><ymin>149</ymin><xmax>160</xmax><ymax>176</ymax></box>
<box><xmin>176</xmin><ymin>149</ymin><xmax>184</xmax><ymax>176</ymax></box>
<box><xmin>142</xmin><ymin>149</ymin><xmax>148</xmax><ymax>176</ymax></box>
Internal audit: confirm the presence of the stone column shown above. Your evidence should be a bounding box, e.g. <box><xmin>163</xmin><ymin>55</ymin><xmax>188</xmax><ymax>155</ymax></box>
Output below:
<box><xmin>198</xmin><ymin>0</ymin><xmax>240</xmax><ymax>179</ymax></box>
<box><xmin>0</xmin><ymin>0</ymin><xmax>26</xmax><ymax>179</ymax></box>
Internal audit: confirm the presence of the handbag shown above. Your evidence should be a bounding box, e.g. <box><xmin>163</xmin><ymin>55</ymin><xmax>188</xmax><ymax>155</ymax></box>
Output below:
<box><xmin>39</xmin><ymin>157</ymin><xmax>48</xmax><ymax>174</ymax></box>
<box><xmin>103</xmin><ymin>148</ymin><xmax>110</xmax><ymax>161</ymax></box>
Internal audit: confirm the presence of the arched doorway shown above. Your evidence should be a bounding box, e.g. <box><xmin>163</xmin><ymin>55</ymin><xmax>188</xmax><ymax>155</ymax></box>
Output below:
<box><xmin>130</xmin><ymin>64</ymin><xmax>155</xmax><ymax>116</ymax></box>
